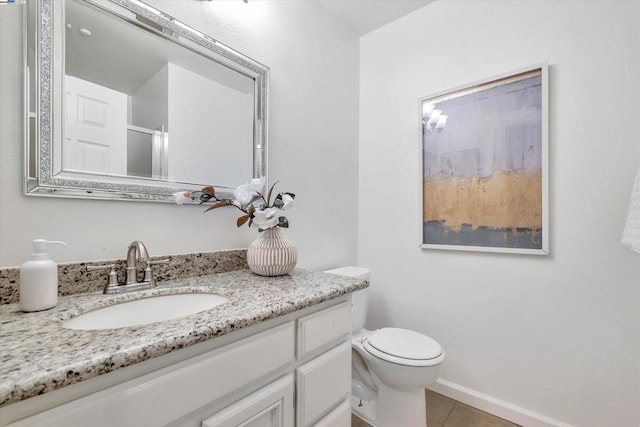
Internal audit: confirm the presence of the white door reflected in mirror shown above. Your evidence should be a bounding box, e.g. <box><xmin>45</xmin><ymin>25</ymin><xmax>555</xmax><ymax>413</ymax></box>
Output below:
<box><xmin>64</xmin><ymin>75</ymin><xmax>127</xmax><ymax>175</ymax></box>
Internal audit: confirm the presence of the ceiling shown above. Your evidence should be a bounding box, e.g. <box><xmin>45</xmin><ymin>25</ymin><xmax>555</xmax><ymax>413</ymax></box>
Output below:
<box><xmin>58</xmin><ymin>0</ymin><xmax>435</xmax><ymax>97</ymax></box>
<box><xmin>64</xmin><ymin>0</ymin><xmax>253</xmax><ymax>96</ymax></box>
<box><xmin>317</xmin><ymin>0</ymin><xmax>433</xmax><ymax>36</ymax></box>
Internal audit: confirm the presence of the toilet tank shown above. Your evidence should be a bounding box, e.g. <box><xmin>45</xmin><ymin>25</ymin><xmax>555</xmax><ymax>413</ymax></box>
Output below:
<box><xmin>323</xmin><ymin>267</ymin><xmax>370</xmax><ymax>332</ymax></box>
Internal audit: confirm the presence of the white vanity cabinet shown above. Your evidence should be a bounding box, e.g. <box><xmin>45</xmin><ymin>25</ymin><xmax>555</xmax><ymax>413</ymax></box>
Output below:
<box><xmin>295</xmin><ymin>302</ymin><xmax>352</xmax><ymax>426</ymax></box>
<box><xmin>201</xmin><ymin>375</ymin><xmax>295</xmax><ymax>427</ymax></box>
<box><xmin>4</xmin><ymin>297</ymin><xmax>352</xmax><ymax>427</ymax></box>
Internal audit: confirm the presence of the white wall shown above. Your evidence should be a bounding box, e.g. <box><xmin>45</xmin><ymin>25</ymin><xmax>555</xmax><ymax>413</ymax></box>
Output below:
<box><xmin>167</xmin><ymin>63</ymin><xmax>253</xmax><ymax>187</ymax></box>
<box><xmin>359</xmin><ymin>1</ymin><xmax>640</xmax><ymax>426</ymax></box>
<box><xmin>0</xmin><ymin>1</ymin><xmax>359</xmax><ymax>269</ymax></box>
<box><xmin>131</xmin><ymin>64</ymin><xmax>168</xmax><ymax>131</ymax></box>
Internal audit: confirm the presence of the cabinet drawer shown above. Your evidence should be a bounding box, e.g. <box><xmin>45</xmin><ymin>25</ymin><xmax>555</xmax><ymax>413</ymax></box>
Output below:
<box><xmin>10</xmin><ymin>322</ymin><xmax>295</xmax><ymax>427</ymax></box>
<box><xmin>296</xmin><ymin>342</ymin><xmax>351</xmax><ymax>427</ymax></box>
<box><xmin>297</xmin><ymin>301</ymin><xmax>350</xmax><ymax>359</ymax></box>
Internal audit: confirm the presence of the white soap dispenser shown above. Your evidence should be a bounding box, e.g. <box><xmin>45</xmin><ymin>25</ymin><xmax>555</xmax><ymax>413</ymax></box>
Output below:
<box><xmin>19</xmin><ymin>239</ymin><xmax>67</xmax><ymax>312</ymax></box>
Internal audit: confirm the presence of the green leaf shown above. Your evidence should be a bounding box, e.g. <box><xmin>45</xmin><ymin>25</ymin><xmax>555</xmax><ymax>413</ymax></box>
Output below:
<box><xmin>199</xmin><ymin>193</ymin><xmax>213</xmax><ymax>204</ymax></box>
<box><xmin>204</xmin><ymin>201</ymin><xmax>231</xmax><ymax>212</ymax></box>
<box><xmin>277</xmin><ymin>216</ymin><xmax>289</xmax><ymax>228</ymax></box>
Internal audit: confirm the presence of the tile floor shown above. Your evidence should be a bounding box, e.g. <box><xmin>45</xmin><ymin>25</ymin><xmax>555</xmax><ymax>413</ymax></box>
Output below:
<box><xmin>351</xmin><ymin>389</ymin><xmax>521</xmax><ymax>427</ymax></box>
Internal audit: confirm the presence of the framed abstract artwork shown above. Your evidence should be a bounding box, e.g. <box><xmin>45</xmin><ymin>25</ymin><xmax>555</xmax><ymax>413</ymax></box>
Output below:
<box><xmin>420</xmin><ymin>64</ymin><xmax>549</xmax><ymax>254</ymax></box>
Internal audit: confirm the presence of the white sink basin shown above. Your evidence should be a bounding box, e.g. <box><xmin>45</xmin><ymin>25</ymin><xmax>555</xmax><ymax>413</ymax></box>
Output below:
<box><xmin>63</xmin><ymin>293</ymin><xmax>228</xmax><ymax>330</ymax></box>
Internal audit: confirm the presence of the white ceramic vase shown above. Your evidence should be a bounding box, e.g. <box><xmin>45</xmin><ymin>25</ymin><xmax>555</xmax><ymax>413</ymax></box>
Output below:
<box><xmin>247</xmin><ymin>227</ymin><xmax>297</xmax><ymax>276</ymax></box>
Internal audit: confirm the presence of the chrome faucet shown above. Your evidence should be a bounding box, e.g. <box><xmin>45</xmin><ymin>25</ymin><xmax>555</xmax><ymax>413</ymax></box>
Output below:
<box><xmin>87</xmin><ymin>241</ymin><xmax>169</xmax><ymax>294</ymax></box>
<box><xmin>126</xmin><ymin>240</ymin><xmax>150</xmax><ymax>285</ymax></box>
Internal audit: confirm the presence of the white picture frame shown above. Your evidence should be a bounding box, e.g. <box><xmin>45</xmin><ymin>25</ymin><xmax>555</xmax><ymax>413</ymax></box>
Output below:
<box><xmin>420</xmin><ymin>64</ymin><xmax>549</xmax><ymax>255</ymax></box>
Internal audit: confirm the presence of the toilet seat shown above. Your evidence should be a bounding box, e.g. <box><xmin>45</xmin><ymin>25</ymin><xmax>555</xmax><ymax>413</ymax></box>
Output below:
<box><xmin>362</xmin><ymin>328</ymin><xmax>443</xmax><ymax>367</ymax></box>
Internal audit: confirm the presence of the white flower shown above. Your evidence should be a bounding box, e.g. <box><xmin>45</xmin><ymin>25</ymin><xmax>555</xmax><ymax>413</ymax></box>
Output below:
<box><xmin>281</xmin><ymin>193</ymin><xmax>294</xmax><ymax>210</ymax></box>
<box><xmin>248</xmin><ymin>177</ymin><xmax>266</xmax><ymax>194</ymax></box>
<box><xmin>233</xmin><ymin>184</ymin><xmax>253</xmax><ymax>205</ymax></box>
<box><xmin>252</xmin><ymin>207</ymin><xmax>284</xmax><ymax>230</ymax></box>
<box><xmin>233</xmin><ymin>177</ymin><xmax>266</xmax><ymax>206</ymax></box>
<box><xmin>173</xmin><ymin>191</ymin><xmax>192</xmax><ymax>205</ymax></box>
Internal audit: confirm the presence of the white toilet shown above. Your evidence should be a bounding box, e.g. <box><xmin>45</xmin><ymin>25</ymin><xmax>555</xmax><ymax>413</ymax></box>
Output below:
<box><xmin>324</xmin><ymin>267</ymin><xmax>445</xmax><ymax>427</ymax></box>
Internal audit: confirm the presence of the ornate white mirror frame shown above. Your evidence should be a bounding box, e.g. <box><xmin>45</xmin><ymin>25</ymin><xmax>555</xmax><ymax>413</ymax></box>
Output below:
<box><xmin>25</xmin><ymin>0</ymin><xmax>269</xmax><ymax>202</ymax></box>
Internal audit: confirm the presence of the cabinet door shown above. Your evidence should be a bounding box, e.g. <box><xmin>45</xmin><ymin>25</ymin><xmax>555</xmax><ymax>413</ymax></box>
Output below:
<box><xmin>313</xmin><ymin>399</ymin><xmax>350</xmax><ymax>427</ymax></box>
<box><xmin>201</xmin><ymin>375</ymin><xmax>294</xmax><ymax>427</ymax></box>
<box><xmin>296</xmin><ymin>342</ymin><xmax>351</xmax><ymax>427</ymax></box>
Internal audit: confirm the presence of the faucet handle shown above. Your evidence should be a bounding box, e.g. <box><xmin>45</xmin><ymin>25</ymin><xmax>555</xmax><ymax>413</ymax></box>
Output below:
<box><xmin>86</xmin><ymin>264</ymin><xmax>119</xmax><ymax>290</ymax></box>
<box><xmin>143</xmin><ymin>258</ymin><xmax>170</xmax><ymax>283</ymax></box>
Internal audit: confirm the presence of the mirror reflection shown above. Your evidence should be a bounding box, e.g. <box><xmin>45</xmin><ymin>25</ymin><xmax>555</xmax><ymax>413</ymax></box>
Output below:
<box><xmin>26</xmin><ymin>0</ymin><xmax>268</xmax><ymax>201</ymax></box>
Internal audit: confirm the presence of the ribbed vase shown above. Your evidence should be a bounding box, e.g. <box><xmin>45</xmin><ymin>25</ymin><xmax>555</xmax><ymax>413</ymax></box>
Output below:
<box><xmin>247</xmin><ymin>227</ymin><xmax>297</xmax><ymax>276</ymax></box>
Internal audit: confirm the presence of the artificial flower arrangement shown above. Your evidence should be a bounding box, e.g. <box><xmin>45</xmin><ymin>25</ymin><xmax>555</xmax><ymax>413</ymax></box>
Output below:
<box><xmin>174</xmin><ymin>177</ymin><xmax>295</xmax><ymax>231</ymax></box>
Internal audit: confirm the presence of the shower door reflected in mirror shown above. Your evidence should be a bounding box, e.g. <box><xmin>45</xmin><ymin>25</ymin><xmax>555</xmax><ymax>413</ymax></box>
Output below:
<box><xmin>26</xmin><ymin>0</ymin><xmax>268</xmax><ymax>202</ymax></box>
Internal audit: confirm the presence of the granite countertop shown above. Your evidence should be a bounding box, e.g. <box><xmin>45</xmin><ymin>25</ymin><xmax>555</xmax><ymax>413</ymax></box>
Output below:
<box><xmin>0</xmin><ymin>269</ymin><xmax>367</xmax><ymax>407</ymax></box>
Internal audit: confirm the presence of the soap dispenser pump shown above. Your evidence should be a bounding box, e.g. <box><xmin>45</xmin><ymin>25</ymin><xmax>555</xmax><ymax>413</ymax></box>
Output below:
<box><xmin>19</xmin><ymin>239</ymin><xmax>67</xmax><ymax>312</ymax></box>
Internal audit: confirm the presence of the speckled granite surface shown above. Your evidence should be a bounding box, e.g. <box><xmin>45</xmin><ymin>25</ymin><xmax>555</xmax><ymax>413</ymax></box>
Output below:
<box><xmin>0</xmin><ymin>269</ymin><xmax>367</xmax><ymax>407</ymax></box>
<box><xmin>0</xmin><ymin>249</ymin><xmax>248</xmax><ymax>305</ymax></box>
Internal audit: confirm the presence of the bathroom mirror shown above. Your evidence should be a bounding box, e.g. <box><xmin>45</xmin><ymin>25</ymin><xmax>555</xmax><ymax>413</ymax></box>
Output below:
<box><xmin>25</xmin><ymin>0</ymin><xmax>268</xmax><ymax>202</ymax></box>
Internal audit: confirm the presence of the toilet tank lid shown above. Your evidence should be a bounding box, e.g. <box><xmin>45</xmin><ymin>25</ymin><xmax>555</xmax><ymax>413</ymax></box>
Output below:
<box><xmin>323</xmin><ymin>266</ymin><xmax>370</xmax><ymax>280</ymax></box>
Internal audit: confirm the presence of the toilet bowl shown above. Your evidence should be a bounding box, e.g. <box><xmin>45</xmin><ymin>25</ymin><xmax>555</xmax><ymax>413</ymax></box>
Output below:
<box><xmin>324</xmin><ymin>267</ymin><xmax>445</xmax><ymax>427</ymax></box>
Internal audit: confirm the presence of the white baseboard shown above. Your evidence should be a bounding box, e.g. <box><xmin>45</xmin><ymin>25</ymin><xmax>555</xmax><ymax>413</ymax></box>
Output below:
<box><xmin>429</xmin><ymin>379</ymin><xmax>574</xmax><ymax>427</ymax></box>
